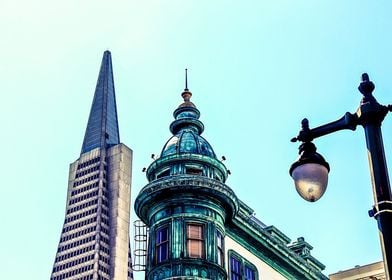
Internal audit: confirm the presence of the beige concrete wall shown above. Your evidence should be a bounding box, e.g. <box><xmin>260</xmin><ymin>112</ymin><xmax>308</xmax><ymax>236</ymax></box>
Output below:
<box><xmin>225</xmin><ymin>236</ymin><xmax>288</xmax><ymax>280</ymax></box>
<box><xmin>329</xmin><ymin>261</ymin><xmax>385</xmax><ymax>280</ymax></box>
<box><xmin>51</xmin><ymin>145</ymin><xmax>133</xmax><ymax>280</ymax></box>
<box><xmin>107</xmin><ymin>144</ymin><xmax>133</xmax><ymax>280</ymax></box>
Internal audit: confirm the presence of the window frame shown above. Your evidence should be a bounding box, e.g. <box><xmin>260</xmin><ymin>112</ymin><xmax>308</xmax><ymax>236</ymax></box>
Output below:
<box><xmin>156</xmin><ymin>168</ymin><xmax>170</xmax><ymax>179</ymax></box>
<box><xmin>228</xmin><ymin>250</ymin><xmax>258</xmax><ymax>280</ymax></box>
<box><xmin>186</xmin><ymin>223</ymin><xmax>205</xmax><ymax>259</ymax></box>
<box><xmin>244</xmin><ymin>264</ymin><xmax>257</xmax><ymax>280</ymax></box>
<box><xmin>155</xmin><ymin>224</ymin><xmax>170</xmax><ymax>264</ymax></box>
<box><xmin>216</xmin><ymin>230</ymin><xmax>224</xmax><ymax>267</ymax></box>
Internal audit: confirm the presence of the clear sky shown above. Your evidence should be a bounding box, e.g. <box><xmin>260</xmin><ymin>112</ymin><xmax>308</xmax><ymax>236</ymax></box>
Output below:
<box><xmin>1</xmin><ymin>0</ymin><xmax>392</xmax><ymax>279</ymax></box>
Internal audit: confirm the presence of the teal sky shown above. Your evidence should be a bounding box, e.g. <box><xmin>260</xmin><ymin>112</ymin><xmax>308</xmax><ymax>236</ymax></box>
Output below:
<box><xmin>1</xmin><ymin>1</ymin><xmax>392</xmax><ymax>279</ymax></box>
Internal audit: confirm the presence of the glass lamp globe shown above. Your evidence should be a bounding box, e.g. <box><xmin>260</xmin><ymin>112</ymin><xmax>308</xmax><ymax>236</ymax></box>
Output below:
<box><xmin>291</xmin><ymin>163</ymin><xmax>329</xmax><ymax>202</ymax></box>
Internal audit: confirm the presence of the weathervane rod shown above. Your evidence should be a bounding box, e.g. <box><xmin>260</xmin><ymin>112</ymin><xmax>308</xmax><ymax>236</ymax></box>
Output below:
<box><xmin>185</xmin><ymin>68</ymin><xmax>188</xmax><ymax>91</ymax></box>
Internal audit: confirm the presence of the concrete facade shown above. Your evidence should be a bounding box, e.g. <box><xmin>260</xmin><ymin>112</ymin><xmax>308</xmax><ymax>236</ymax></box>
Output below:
<box><xmin>51</xmin><ymin>51</ymin><xmax>133</xmax><ymax>280</ymax></box>
<box><xmin>329</xmin><ymin>261</ymin><xmax>385</xmax><ymax>280</ymax></box>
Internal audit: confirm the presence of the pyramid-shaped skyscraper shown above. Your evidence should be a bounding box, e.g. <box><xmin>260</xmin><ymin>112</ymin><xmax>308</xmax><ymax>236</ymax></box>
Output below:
<box><xmin>51</xmin><ymin>51</ymin><xmax>133</xmax><ymax>280</ymax></box>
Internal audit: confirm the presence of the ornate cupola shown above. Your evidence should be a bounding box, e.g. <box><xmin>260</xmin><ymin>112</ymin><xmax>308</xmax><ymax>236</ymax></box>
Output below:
<box><xmin>135</xmin><ymin>73</ymin><xmax>238</xmax><ymax>280</ymax></box>
<box><xmin>145</xmin><ymin>80</ymin><xmax>228</xmax><ymax>184</ymax></box>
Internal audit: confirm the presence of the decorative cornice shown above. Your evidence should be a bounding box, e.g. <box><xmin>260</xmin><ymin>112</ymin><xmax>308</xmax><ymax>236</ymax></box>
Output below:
<box><xmin>135</xmin><ymin>175</ymin><xmax>239</xmax><ymax>224</ymax></box>
<box><xmin>227</xmin><ymin>206</ymin><xmax>328</xmax><ymax>280</ymax></box>
<box><xmin>146</xmin><ymin>153</ymin><xmax>228</xmax><ymax>183</ymax></box>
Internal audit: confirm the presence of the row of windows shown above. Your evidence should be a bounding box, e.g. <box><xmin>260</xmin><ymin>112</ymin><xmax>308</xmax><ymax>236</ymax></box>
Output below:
<box><xmin>156</xmin><ymin>166</ymin><xmax>202</xmax><ymax>179</ymax></box>
<box><xmin>69</xmin><ymin>190</ymin><xmax>99</xmax><ymax>206</ymax></box>
<box><xmin>101</xmin><ymin>216</ymin><xmax>109</xmax><ymax>226</ymax></box>
<box><xmin>155</xmin><ymin>164</ymin><xmax>224</xmax><ymax>182</ymax></box>
<box><xmin>77</xmin><ymin>157</ymin><xmax>101</xmax><ymax>170</ymax></box>
<box><xmin>73</xmin><ymin>174</ymin><xmax>100</xmax><ymax>187</ymax></box>
<box><xmin>97</xmin><ymin>275</ymin><xmax>109</xmax><ymax>280</ymax></box>
<box><xmin>52</xmin><ymin>273</ymin><xmax>93</xmax><ymax>280</ymax></box>
<box><xmin>71</xmin><ymin>182</ymin><xmax>99</xmax><ymax>197</ymax></box>
<box><xmin>101</xmin><ymin>207</ymin><xmax>109</xmax><ymax>217</ymax></box>
<box><xmin>58</xmin><ymin>235</ymin><xmax>96</xmax><ymax>253</ymax></box>
<box><xmin>101</xmin><ymin>224</ymin><xmax>110</xmax><ymax>235</ymax></box>
<box><xmin>65</xmin><ymin>208</ymin><xmax>97</xmax><ymax>224</ymax></box>
<box><xmin>98</xmin><ymin>265</ymin><xmax>110</xmax><ymax>275</ymax></box>
<box><xmin>76</xmin><ymin>165</ymin><xmax>100</xmax><ymax>178</ymax></box>
<box><xmin>52</xmin><ymin>254</ymin><xmax>94</xmax><ymax>273</ymax></box>
<box><xmin>155</xmin><ymin>223</ymin><xmax>208</xmax><ymax>263</ymax></box>
<box><xmin>100</xmin><ymin>243</ymin><xmax>110</xmax><ymax>255</ymax></box>
<box><xmin>60</xmin><ymin>225</ymin><xmax>96</xmax><ymax>243</ymax></box>
<box><xmin>67</xmin><ymin>199</ymin><xmax>98</xmax><ymax>215</ymax></box>
<box><xmin>229</xmin><ymin>253</ymin><xmax>257</xmax><ymax>280</ymax></box>
<box><xmin>102</xmin><ymin>197</ymin><xmax>109</xmax><ymax>208</ymax></box>
<box><xmin>102</xmin><ymin>189</ymin><xmax>109</xmax><ymax>199</ymax></box>
<box><xmin>51</xmin><ymin>264</ymin><xmax>94</xmax><ymax>280</ymax></box>
<box><xmin>99</xmin><ymin>253</ymin><xmax>110</xmax><ymax>264</ymax></box>
<box><xmin>100</xmin><ymin>235</ymin><xmax>109</xmax><ymax>245</ymax></box>
<box><xmin>55</xmin><ymin>245</ymin><xmax>95</xmax><ymax>262</ymax></box>
<box><xmin>153</xmin><ymin>223</ymin><xmax>256</xmax><ymax>280</ymax></box>
<box><xmin>62</xmin><ymin>217</ymin><xmax>97</xmax><ymax>233</ymax></box>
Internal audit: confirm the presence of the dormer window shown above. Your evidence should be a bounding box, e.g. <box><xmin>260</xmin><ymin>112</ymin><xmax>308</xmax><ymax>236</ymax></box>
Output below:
<box><xmin>185</xmin><ymin>166</ymin><xmax>202</xmax><ymax>176</ymax></box>
<box><xmin>157</xmin><ymin>169</ymin><xmax>170</xmax><ymax>179</ymax></box>
<box><xmin>214</xmin><ymin>172</ymin><xmax>222</xmax><ymax>181</ymax></box>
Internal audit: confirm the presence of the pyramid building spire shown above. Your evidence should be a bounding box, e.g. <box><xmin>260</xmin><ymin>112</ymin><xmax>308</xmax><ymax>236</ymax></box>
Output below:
<box><xmin>51</xmin><ymin>51</ymin><xmax>133</xmax><ymax>280</ymax></box>
<box><xmin>81</xmin><ymin>50</ymin><xmax>120</xmax><ymax>154</ymax></box>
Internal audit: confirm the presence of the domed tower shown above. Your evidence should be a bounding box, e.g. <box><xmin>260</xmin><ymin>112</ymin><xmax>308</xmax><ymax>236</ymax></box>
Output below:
<box><xmin>135</xmin><ymin>81</ymin><xmax>239</xmax><ymax>279</ymax></box>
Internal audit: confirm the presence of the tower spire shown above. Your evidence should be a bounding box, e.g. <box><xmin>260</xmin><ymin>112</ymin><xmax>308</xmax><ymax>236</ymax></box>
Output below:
<box><xmin>185</xmin><ymin>68</ymin><xmax>188</xmax><ymax>91</ymax></box>
<box><xmin>81</xmin><ymin>50</ymin><xmax>120</xmax><ymax>154</ymax></box>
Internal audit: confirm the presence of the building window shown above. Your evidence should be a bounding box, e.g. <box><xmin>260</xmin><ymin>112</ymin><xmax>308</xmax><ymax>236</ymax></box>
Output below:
<box><xmin>185</xmin><ymin>166</ymin><xmax>203</xmax><ymax>176</ymax></box>
<box><xmin>229</xmin><ymin>251</ymin><xmax>258</xmax><ymax>280</ymax></box>
<box><xmin>230</xmin><ymin>256</ymin><xmax>242</xmax><ymax>280</ymax></box>
<box><xmin>186</xmin><ymin>223</ymin><xmax>204</xmax><ymax>258</ymax></box>
<box><xmin>245</xmin><ymin>265</ymin><xmax>256</xmax><ymax>280</ymax></box>
<box><xmin>217</xmin><ymin>231</ymin><xmax>224</xmax><ymax>266</ymax></box>
<box><xmin>155</xmin><ymin>225</ymin><xmax>169</xmax><ymax>263</ymax></box>
<box><xmin>157</xmin><ymin>169</ymin><xmax>170</xmax><ymax>179</ymax></box>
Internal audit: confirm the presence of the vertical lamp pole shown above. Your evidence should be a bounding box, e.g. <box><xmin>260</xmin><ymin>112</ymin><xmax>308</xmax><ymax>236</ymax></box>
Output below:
<box><xmin>290</xmin><ymin>74</ymin><xmax>392</xmax><ymax>279</ymax></box>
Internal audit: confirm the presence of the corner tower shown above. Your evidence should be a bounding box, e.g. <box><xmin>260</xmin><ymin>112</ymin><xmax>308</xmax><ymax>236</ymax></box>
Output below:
<box><xmin>51</xmin><ymin>51</ymin><xmax>133</xmax><ymax>280</ymax></box>
<box><xmin>135</xmin><ymin>82</ymin><xmax>239</xmax><ymax>279</ymax></box>
<box><xmin>135</xmin><ymin>76</ymin><xmax>328</xmax><ymax>280</ymax></box>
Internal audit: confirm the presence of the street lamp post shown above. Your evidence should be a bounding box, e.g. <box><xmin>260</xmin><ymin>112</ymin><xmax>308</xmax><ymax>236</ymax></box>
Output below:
<box><xmin>290</xmin><ymin>73</ymin><xmax>392</xmax><ymax>279</ymax></box>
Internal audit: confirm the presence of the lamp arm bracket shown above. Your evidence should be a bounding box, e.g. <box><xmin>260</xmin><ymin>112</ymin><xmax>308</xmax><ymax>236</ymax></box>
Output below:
<box><xmin>368</xmin><ymin>200</ymin><xmax>392</xmax><ymax>218</ymax></box>
<box><xmin>291</xmin><ymin>112</ymin><xmax>358</xmax><ymax>143</ymax></box>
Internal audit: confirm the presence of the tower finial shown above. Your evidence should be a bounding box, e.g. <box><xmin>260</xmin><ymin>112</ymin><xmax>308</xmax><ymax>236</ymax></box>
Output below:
<box><xmin>181</xmin><ymin>68</ymin><xmax>192</xmax><ymax>103</ymax></box>
<box><xmin>185</xmin><ymin>68</ymin><xmax>188</xmax><ymax>91</ymax></box>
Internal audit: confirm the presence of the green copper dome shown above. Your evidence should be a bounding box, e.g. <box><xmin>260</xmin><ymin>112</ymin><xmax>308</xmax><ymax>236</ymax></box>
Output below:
<box><xmin>161</xmin><ymin>91</ymin><xmax>216</xmax><ymax>158</ymax></box>
<box><xmin>161</xmin><ymin>132</ymin><xmax>216</xmax><ymax>158</ymax></box>
<box><xmin>146</xmin><ymin>87</ymin><xmax>228</xmax><ymax>183</ymax></box>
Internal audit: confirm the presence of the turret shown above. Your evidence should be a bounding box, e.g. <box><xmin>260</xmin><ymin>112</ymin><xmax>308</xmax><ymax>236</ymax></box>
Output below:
<box><xmin>135</xmin><ymin>74</ymin><xmax>238</xmax><ymax>279</ymax></box>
